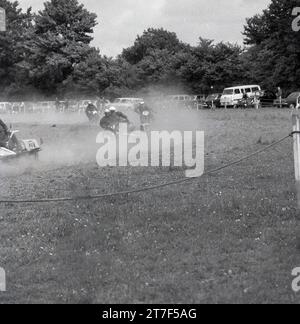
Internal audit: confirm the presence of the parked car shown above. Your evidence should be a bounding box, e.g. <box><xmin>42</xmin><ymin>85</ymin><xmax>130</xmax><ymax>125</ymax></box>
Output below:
<box><xmin>193</xmin><ymin>94</ymin><xmax>207</xmax><ymax>108</ymax></box>
<box><xmin>168</xmin><ymin>95</ymin><xmax>192</xmax><ymax>102</ymax></box>
<box><xmin>193</xmin><ymin>94</ymin><xmax>206</xmax><ymax>102</ymax></box>
<box><xmin>258</xmin><ymin>90</ymin><xmax>277</xmax><ymax>107</ymax></box>
<box><xmin>220</xmin><ymin>85</ymin><xmax>261</xmax><ymax>107</ymax></box>
<box><xmin>205</xmin><ymin>93</ymin><xmax>222</xmax><ymax>109</ymax></box>
<box><xmin>108</xmin><ymin>98</ymin><xmax>144</xmax><ymax>110</ymax></box>
<box><xmin>166</xmin><ymin>95</ymin><xmax>196</xmax><ymax>109</ymax></box>
<box><xmin>274</xmin><ymin>92</ymin><xmax>300</xmax><ymax>108</ymax></box>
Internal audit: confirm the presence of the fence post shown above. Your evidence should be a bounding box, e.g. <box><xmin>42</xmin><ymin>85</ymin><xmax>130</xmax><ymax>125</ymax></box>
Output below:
<box><xmin>292</xmin><ymin>111</ymin><xmax>300</xmax><ymax>209</ymax></box>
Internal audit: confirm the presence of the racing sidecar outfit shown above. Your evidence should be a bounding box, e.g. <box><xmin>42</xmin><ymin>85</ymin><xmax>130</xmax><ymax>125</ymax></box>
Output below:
<box><xmin>0</xmin><ymin>119</ymin><xmax>9</xmax><ymax>147</ymax></box>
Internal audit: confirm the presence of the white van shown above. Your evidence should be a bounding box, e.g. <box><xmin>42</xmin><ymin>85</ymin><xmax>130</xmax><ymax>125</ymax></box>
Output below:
<box><xmin>220</xmin><ymin>85</ymin><xmax>261</xmax><ymax>107</ymax></box>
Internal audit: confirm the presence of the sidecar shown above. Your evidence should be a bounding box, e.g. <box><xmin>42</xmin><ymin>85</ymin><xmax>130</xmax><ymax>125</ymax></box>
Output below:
<box><xmin>0</xmin><ymin>131</ymin><xmax>41</xmax><ymax>161</ymax></box>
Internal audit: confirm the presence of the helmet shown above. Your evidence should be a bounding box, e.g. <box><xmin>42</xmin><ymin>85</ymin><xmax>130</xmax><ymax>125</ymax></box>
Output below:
<box><xmin>104</xmin><ymin>109</ymin><xmax>110</xmax><ymax>115</ymax></box>
<box><xmin>109</xmin><ymin>106</ymin><xmax>117</xmax><ymax>112</ymax></box>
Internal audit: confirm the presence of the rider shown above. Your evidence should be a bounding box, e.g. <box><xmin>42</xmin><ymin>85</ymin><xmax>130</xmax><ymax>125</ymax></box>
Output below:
<box><xmin>0</xmin><ymin>119</ymin><xmax>21</xmax><ymax>150</ymax></box>
<box><xmin>85</xmin><ymin>101</ymin><xmax>98</xmax><ymax>121</ymax></box>
<box><xmin>0</xmin><ymin>119</ymin><xmax>9</xmax><ymax>148</ymax></box>
<box><xmin>100</xmin><ymin>107</ymin><xmax>129</xmax><ymax>132</ymax></box>
<box><xmin>100</xmin><ymin>109</ymin><xmax>113</xmax><ymax>131</ymax></box>
<box><xmin>135</xmin><ymin>102</ymin><xmax>153</xmax><ymax>131</ymax></box>
<box><xmin>109</xmin><ymin>106</ymin><xmax>129</xmax><ymax>123</ymax></box>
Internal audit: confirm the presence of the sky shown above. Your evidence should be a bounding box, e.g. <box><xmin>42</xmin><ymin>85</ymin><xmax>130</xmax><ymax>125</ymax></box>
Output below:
<box><xmin>18</xmin><ymin>0</ymin><xmax>271</xmax><ymax>57</ymax></box>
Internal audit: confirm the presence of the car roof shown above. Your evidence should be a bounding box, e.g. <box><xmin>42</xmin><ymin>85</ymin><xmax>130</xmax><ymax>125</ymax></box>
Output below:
<box><xmin>116</xmin><ymin>98</ymin><xmax>143</xmax><ymax>100</ymax></box>
<box><xmin>224</xmin><ymin>85</ymin><xmax>260</xmax><ymax>89</ymax></box>
<box><xmin>288</xmin><ymin>92</ymin><xmax>300</xmax><ymax>96</ymax></box>
<box><xmin>169</xmin><ymin>95</ymin><xmax>192</xmax><ymax>97</ymax></box>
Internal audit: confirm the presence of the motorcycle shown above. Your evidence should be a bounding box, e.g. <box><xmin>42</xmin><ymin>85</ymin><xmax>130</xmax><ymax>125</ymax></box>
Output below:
<box><xmin>140</xmin><ymin>110</ymin><xmax>152</xmax><ymax>132</ymax></box>
<box><xmin>87</xmin><ymin>109</ymin><xmax>100</xmax><ymax>124</ymax></box>
<box><xmin>109</xmin><ymin>121</ymin><xmax>135</xmax><ymax>135</ymax></box>
<box><xmin>234</xmin><ymin>98</ymin><xmax>255</xmax><ymax>109</ymax></box>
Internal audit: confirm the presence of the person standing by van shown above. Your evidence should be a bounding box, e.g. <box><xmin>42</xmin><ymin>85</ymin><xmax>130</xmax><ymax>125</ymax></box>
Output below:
<box><xmin>241</xmin><ymin>90</ymin><xmax>248</xmax><ymax>108</ymax></box>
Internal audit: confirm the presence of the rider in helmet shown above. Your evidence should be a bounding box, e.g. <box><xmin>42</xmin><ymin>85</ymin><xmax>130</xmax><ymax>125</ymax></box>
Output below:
<box><xmin>100</xmin><ymin>109</ymin><xmax>113</xmax><ymax>130</ymax></box>
<box><xmin>85</xmin><ymin>101</ymin><xmax>98</xmax><ymax>122</ymax></box>
<box><xmin>0</xmin><ymin>119</ymin><xmax>21</xmax><ymax>150</ymax></box>
<box><xmin>109</xmin><ymin>106</ymin><xmax>129</xmax><ymax>123</ymax></box>
<box><xmin>135</xmin><ymin>102</ymin><xmax>153</xmax><ymax>131</ymax></box>
<box><xmin>100</xmin><ymin>107</ymin><xmax>130</xmax><ymax>132</ymax></box>
<box><xmin>0</xmin><ymin>119</ymin><xmax>9</xmax><ymax>148</ymax></box>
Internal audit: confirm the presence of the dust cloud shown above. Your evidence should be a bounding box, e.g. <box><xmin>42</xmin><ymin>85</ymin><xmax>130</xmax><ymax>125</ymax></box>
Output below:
<box><xmin>0</xmin><ymin>94</ymin><xmax>203</xmax><ymax>177</ymax></box>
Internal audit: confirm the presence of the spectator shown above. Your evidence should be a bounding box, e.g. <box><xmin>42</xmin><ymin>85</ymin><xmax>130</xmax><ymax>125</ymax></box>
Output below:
<box><xmin>55</xmin><ymin>98</ymin><xmax>60</xmax><ymax>112</ymax></box>
<box><xmin>276</xmin><ymin>87</ymin><xmax>283</xmax><ymax>108</ymax></box>
<box><xmin>242</xmin><ymin>90</ymin><xmax>248</xmax><ymax>101</ymax></box>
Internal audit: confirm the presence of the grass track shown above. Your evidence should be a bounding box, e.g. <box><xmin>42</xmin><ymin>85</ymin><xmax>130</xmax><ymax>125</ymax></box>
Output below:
<box><xmin>0</xmin><ymin>108</ymin><xmax>299</xmax><ymax>304</ymax></box>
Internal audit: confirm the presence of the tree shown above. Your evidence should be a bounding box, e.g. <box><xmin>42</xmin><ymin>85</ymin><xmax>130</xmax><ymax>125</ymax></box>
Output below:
<box><xmin>172</xmin><ymin>38</ymin><xmax>244</xmax><ymax>93</ymax></box>
<box><xmin>35</xmin><ymin>0</ymin><xmax>97</xmax><ymax>44</ymax></box>
<box><xmin>63</xmin><ymin>51</ymin><xmax>125</xmax><ymax>97</ymax></box>
<box><xmin>0</xmin><ymin>0</ymin><xmax>32</xmax><ymax>98</ymax></box>
<box><xmin>121</xmin><ymin>31</ymin><xmax>246</xmax><ymax>95</ymax></box>
<box><xmin>122</xmin><ymin>28</ymin><xmax>184</xmax><ymax>65</ymax></box>
<box><xmin>243</xmin><ymin>0</ymin><xmax>300</xmax><ymax>91</ymax></box>
<box><xmin>121</xmin><ymin>28</ymin><xmax>191</xmax><ymax>92</ymax></box>
<box><xmin>24</xmin><ymin>0</ymin><xmax>97</xmax><ymax>94</ymax></box>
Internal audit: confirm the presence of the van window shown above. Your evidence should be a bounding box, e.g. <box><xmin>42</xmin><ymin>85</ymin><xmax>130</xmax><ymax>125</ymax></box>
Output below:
<box><xmin>223</xmin><ymin>89</ymin><xmax>233</xmax><ymax>95</ymax></box>
<box><xmin>245</xmin><ymin>88</ymin><xmax>251</xmax><ymax>93</ymax></box>
<box><xmin>234</xmin><ymin>89</ymin><xmax>241</xmax><ymax>94</ymax></box>
<box><xmin>252</xmin><ymin>87</ymin><xmax>259</xmax><ymax>92</ymax></box>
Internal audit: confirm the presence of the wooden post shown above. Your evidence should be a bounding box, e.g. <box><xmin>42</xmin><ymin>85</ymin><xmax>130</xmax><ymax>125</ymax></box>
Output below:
<box><xmin>254</xmin><ymin>95</ymin><xmax>259</xmax><ymax>110</ymax></box>
<box><xmin>292</xmin><ymin>111</ymin><xmax>300</xmax><ymax>209</ymax></box>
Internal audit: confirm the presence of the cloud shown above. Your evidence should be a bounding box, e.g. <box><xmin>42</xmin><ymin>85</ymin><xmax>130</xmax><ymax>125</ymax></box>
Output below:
<box><xmin>18</xmin><ymin>0</ymin><xmax>270</xmax><ymax>56</ymax></box>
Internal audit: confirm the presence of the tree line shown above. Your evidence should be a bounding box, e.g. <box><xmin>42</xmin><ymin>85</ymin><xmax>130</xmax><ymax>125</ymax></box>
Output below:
<box><xmin>0</xmin><ymin>0</ymin><xmax>299</xmax><ymax>101</ymax></box>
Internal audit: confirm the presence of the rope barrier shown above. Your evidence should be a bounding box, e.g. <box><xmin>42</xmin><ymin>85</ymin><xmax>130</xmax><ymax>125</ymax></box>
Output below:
<box><xmin>290</xmin><ymin>131</ymin><xmax>300</xmax><ymax>136</ymax></box>
<box><xmin>0</xmin><ymin>134</ymin><xmax>292</xmax><ymax>205</ymax></box>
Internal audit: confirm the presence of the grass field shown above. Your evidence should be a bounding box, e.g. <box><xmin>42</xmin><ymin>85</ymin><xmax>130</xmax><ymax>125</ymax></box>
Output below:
<box><xmin>0</xmin><ymin>108</ymin><xmax>299</xmax><ymax>304</ymax></box>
